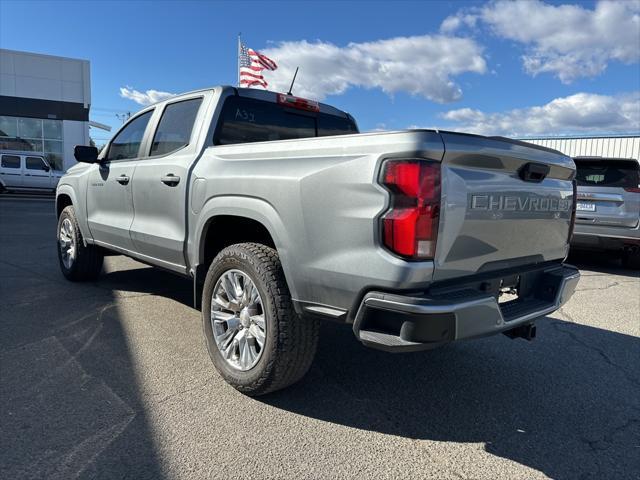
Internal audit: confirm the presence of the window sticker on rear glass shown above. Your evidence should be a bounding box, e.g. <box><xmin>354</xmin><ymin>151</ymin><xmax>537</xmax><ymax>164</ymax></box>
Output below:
<box><xmin>235</xmin><ymin>108</ymin><xmax>256</xmax><ymax>123</ymax></box>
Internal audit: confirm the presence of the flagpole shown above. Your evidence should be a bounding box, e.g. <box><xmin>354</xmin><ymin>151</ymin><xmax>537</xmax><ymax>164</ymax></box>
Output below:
<box><xmin>237</xmin><ymin>33</ymin><xmax>241</xmax><ymax>87</ymax></box>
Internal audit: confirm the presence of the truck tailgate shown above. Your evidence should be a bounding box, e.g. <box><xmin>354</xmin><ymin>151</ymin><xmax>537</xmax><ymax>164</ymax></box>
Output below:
<box><xmin>434</xmin><ymin>133</ymin><xmax>575</xmax><ymax>282</ymax></box>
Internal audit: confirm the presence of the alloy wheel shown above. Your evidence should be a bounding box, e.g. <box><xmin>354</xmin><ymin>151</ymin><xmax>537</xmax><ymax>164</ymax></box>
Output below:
<box><xmin>59</xmin><ymin>218</ymin><xmax>76</xmax><ymax>269</ymax></box>
<box><xmin>211</xmin><ymin>269</ymin><xmax>266</xmax><ymax>371</ymax></box>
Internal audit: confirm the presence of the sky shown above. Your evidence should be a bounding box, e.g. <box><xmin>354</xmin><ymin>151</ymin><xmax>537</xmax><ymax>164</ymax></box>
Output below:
<box><xmin>1</xmin><ymin>0</ymin><xmax>639</xmax><ymax>145</ymax></box>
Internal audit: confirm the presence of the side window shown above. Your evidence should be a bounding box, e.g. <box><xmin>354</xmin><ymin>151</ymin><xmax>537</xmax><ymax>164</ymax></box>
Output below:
<box><xmin>26</xmin><ymin>157</ymin><xmax>48</xmax><ymax>170</ymax></box>
<box><xmin>150</xmin><ymin>98</ymin><xmax>202</xmax><ymax>157</ymax></box>
<box><xmin>107</xmin><ymin>110</ymin><xmax>153</xmax><ymax>160</ymax></box>
<box><xmin>1</xmin><ymin>155</ymin><xmax>20</xmax><ymax>168</ymax></box>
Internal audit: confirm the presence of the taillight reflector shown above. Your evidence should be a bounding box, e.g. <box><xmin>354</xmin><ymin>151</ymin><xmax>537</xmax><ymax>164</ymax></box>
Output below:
<box><xmin>380</xmin><ymin>160</ymin><xmax>441</xmax><ymax>259</ymax></box>
<box><xmin>277</xmin><ymin>93</ymin><xmax>320</xmax><ymax>112</ymax></box>
<box><xmin>568</xmin><ymin>180</ymin><xmax>577</xmax><ymax>243</ymax></box>
<box><xmin>624</xmin><ymin>186</ymin><xmax>640</xmax><ymax>193</ymax></box>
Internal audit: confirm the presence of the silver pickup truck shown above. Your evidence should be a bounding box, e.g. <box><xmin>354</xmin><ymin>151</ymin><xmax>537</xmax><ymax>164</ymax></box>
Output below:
<box><xmin>56</xmin><ymin>86</ymin><xmax>580</xmax><ymax>395</ymax></box>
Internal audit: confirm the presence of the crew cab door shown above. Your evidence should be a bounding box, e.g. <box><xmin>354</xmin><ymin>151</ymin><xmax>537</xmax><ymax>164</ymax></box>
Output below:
<box><xmin>86</xmin><ymin>110</ymin><xmax>153</xmax><ymax>251</ymax></box>
<box><xmin>129</xmin><ymin>96</ymin><xmax>204</xmax><ymax>272</ymax></box>
<box><xmin>0</xmin><ymin>154</ymin><xmax>22</xmax><ymax>189</ymax></box>
<box><xmin>23</xmin><ymin>156</ymin><xmax>52</xmax><ymax>190</ymax></box>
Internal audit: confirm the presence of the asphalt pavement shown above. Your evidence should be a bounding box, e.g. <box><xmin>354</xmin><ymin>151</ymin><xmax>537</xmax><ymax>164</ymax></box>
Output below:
<box><xmin>1</xmin><ymin>195</ymin><xmax>638</xmax><ymax>479</ymax></box>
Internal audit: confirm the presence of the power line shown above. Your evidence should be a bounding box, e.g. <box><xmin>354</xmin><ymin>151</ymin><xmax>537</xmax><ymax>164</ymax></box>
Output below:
<box><xmin>92</xmin><ymin>106</ymin><xmax>130</xmax><ymax>113</ymax></box>
<box><xmin>115</xmin><ymin>112</ymin><xmax>131</xmax><ymax>123</ymax></box>
<box><xmin>91</xmin><ymin>112</ymin><xmax>120</xmax><ymax>117</ymax></box>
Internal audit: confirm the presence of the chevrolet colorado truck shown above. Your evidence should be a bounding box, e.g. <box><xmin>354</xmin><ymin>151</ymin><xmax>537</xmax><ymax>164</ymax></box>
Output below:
<box><xmin>56</xmin><ymin>86</ymin><xmax>580</xmax><ymax>395</ymax></box>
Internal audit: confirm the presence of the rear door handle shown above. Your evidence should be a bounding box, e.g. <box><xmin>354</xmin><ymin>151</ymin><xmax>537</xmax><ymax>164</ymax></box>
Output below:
<box><xmin>116</xmin><ymin>175</ymin><xmax>130</xmax><ymax>185</ymax></box>
<box><xmin>161</xmin><ymin>174</ymin><xmax>180</xmax><ymax>186</ymax></box>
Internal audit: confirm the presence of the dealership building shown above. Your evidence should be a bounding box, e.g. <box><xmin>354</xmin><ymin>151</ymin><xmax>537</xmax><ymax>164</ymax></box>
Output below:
<box><xmin>0</xmin><ymin>49</ymin><xmax>91</xmax><ymax>171</ymax></box>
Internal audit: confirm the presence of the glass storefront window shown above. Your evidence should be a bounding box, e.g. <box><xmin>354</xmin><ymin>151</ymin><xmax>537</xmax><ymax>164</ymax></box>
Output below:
<box><xmin>0</xmin><ymin>116</ymin><xmax>18</xmax><ymax>137</ymax></box>
<box><xmin>0</xmin><ymin>115</ymin><xmax>64</xmax><ymax>170</ymax></box>
<box><xmin>46</xmin><ymin>153</ymin><xmax>63</xmax><ymax>170</ymax></box>
<box><xmin>43</xmin><ymin>119</ymin><xmax>63</xmax><ymax>140</ymax></box>
<box><xmin>18</xmin><ymin>117</ymin><xmax>43</xmax><ymax>138</ymax></box>
<box><xmin>44</xmin><ymin>140</ymin><xmax>63</xmax><ymax>154</ymax></box>
<box><xmin>0</xmin><ymin>138</ymin><xmax>32</xmax><ymax>151</ymax></box>
<box><xmin>22</xmin><ymin>138</ymin><xmax>44</xmax><ymax>152</ymax></box>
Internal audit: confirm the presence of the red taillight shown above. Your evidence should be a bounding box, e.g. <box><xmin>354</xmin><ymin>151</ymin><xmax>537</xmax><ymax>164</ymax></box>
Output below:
<box><xmin>380</xmin><ymin>160</ymin><xmax>441</xmax><ymax>259</ymax></box>
<box><xmin>277</xmin><ymin>93</ymin><xmax>320</xmax><ymax>112</ymax></box>
<box><xmin>624</xmin><ymin>186</ymin><xmax>640</xmax><ymax>193</ymax></box>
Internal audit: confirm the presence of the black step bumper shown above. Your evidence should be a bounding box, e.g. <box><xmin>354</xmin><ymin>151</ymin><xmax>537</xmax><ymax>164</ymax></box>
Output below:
<box><xmin>353</xmin><ymin>264</ymin><xmax>580</xmax><ymax>352</ymax></box>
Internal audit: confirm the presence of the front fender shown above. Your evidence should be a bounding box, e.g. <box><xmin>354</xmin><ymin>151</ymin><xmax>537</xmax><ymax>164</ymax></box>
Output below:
<box><xmin>188</xmin><ymin>195</ymin><xmax>299</xmax><ymax>299</ymax></box>
<box><xmin>56</xmin><ymin>184</ymin><xmax>92</xmax><ymax>243</ymax></box>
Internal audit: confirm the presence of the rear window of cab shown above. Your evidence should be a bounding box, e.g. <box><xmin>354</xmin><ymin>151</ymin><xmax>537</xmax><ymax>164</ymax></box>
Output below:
<box><xmin>214</xmin><ymin>96</ymin><xmax>357</xmax><ymax>145</ymax></box>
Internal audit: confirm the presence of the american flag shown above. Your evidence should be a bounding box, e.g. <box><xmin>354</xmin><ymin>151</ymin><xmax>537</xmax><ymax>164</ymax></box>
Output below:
<box><xmin>239</xmin><ymin>41</ymin><xmax>278</xmax><ymax>89</ymax></box>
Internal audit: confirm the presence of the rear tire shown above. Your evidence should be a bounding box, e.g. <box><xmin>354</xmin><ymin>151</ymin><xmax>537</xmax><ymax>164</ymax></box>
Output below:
<box><xmin>202</xmin><ymin>243</ymin><xmax>319</xmax><ymax>396</ymax></box>
<box><xmin>57</xmin><ymin>205</ymin><xmax>104</xmax><ymax>281</ymax></box>
<box><xmin>622</xmin><ymin>250</ymin><xmax>640</xmax><ymax>270</ymax></box>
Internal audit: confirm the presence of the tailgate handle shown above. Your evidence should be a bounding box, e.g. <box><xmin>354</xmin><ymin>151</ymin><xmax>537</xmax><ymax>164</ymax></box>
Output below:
<box><xmin>519</xmin><ymin>162</ymin><xmax>550</xmax><ymax>183</ymax></box>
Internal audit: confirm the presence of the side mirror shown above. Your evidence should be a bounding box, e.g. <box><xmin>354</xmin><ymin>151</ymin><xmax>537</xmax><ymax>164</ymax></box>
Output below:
<box><xmin>43</xmin><ymin>164</ymin><xmax>51</xmax><ymax>172</ymax></box>
<box><xmin>74</xmin><ymin>145</ymin><xmax>99</xmax><ymax>164</ymax></box>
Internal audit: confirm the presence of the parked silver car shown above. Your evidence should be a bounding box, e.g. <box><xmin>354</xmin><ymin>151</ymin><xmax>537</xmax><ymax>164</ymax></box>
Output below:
<box><xmin>571</xmin><ymin>157</ymin><xmax>640</xmax><ymax>268</ymax></box>
<box><xmin>0</xmin><ymin>150</ymin><xmax>63</xmax><ymax>193</ymax></box>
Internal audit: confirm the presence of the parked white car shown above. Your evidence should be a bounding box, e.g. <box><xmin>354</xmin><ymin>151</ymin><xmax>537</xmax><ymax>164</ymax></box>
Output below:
<box><xmin>0</xmin><ymin>150</ymin><xmax>63</xmax><ymax>193</ymax></box>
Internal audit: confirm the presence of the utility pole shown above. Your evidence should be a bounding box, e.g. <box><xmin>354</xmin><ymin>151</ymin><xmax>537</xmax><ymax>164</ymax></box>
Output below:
<box><xmin>116</xmin><ymin>111</ymin><xmax>131</xmax><ymax>123</ymax></box>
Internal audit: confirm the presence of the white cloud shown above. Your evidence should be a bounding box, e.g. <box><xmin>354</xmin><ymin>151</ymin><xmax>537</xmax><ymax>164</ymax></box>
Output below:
<box><xmin>440</xmin><ymin>13</ymin><xmax>478</xmax><ymax>33</ymax></box>
<box><xmin>119</xmin><ymin>86</ymin><xmax>176</xmax><ymax>106</ymax></box>
<box><xmin>260</xmin><ymin>34</ymin><xmax>487</xmax><ymax>102</ymax></box>
<box><xmin>439</xmin><ymin>92</ymin><xmax>640</xmax><ymax>136</ymax></box>
<box><xmin>441</xmin><ymin>0</ymin><xmax>640</xmax><ymax>83</ymax></box>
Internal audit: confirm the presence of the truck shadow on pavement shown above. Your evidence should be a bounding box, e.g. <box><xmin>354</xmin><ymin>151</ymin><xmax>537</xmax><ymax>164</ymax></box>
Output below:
<box><xmin>0</xmin><ymin>200</ymin><xmax>175</xmax><ymax>480</ymax></box>
<box><xmin>0</xmin><ymin>269</ymin><xmax>173</xmax><ymax>480</ymax></box>
<box><xmin>264</xmin><ymin>310</ymin><xmax>639</xmax><ymax>479</ymax></box>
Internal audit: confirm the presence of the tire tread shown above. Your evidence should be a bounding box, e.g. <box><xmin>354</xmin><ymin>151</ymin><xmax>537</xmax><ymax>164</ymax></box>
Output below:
<box><xmin>57</xmin><ymin>205</ymin><xmax>103</xmax><ymax>281</ymax></box>
<box><xmin>202</xmin><ymin>242</ymin><xmax>319</xmax><ymax>396</ymax></box>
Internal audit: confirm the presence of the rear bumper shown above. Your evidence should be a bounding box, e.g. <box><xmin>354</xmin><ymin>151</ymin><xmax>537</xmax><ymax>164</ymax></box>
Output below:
<box><xmin>571</xmin><ymin>224</ymin><xmax>640</xmax><ymax>251</ymax></box>
<box><xmin>353</xmin><ymin>264</ymin><xmax>580</xmax><ymax>352</ymax></box>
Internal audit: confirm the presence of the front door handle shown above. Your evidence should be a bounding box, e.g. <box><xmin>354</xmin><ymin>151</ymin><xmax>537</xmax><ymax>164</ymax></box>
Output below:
<box><xmin>116</xmin><ymin>175</ymin><xmax>130</xmax><ymax>185</ymax></box>
<box><xmin>161</xmin><ymin>174</ymin><xmax>180</xmax><ymax>186</ymax></box>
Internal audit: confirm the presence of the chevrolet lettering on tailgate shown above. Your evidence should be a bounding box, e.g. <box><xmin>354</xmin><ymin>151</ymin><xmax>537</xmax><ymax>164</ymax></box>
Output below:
<box><xmin>470</xmin><ymin>194</ymin><xmax>572</xmax><ymax>212</ymax></box>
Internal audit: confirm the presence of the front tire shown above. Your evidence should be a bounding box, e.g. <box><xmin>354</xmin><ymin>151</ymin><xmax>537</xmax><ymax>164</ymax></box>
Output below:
<box><xmin>202</xmin><ymin>243</ymin><xmax>319</xmax><ymax>396</ymax></box>
<box><xmin>57</xmin><ymin>205</ymin><xmax>104</xmax><ymax>281</ymax></box>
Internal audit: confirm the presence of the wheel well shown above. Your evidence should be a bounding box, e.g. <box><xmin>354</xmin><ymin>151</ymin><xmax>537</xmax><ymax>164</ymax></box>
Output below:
<box><xmin>56</xmin><ymin>194</ymin><xmax>73</xmax><ymax>217</ymax></box>
<box><xmin>201</xmin><ymin>216</ymin><xmax>276</xmax><ymax>269</ymax></box>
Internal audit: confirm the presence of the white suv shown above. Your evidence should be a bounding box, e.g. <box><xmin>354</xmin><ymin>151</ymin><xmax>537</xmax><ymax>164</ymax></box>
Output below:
<box><xmin>0</xmin><ymin>151</ymin><xmax>63</xmax><ymax>193</ymax></box>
